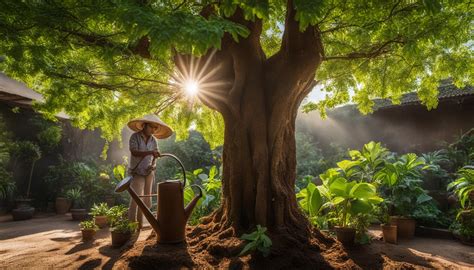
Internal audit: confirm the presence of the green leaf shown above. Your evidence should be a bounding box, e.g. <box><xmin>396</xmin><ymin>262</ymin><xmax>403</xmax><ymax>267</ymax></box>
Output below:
<box><xmin>350</xmin><ymin>183</ymin><xmax>376</xmax><ymax>199</ymax></box>
<box><xmin>350</xmin><ymin>199</ymin><xmax>372</xmax><ymax>215</ymax></box>
<box><xmin>416</xmin><ymin>193</ymin><xmax>433</xmax><ymax>204</ymax></box>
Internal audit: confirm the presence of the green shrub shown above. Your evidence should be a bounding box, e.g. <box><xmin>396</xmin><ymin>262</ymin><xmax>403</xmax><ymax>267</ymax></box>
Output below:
<box><xmin>107</xmin><ymin>205</ymin><xmax>128</xmax><ymax>227</ymax></box>
<box><xmin>90</xmin><ymin>202</ymin><xmax>110</xmax><ymax>216</ymax></box>
<box><xmin>65</xmin><ymin>187</ymin><xmax>84</xmax><ymax>208</ymax></box>
<box><xmin>448</xmin><ymin>166</ymin><xmax>474</xmax><ymax>209</ymax></box>
<box><xmin>79</xmin><ymin>220</ymin><xmax>99</xmax><ymax>231</ymax></box>
<box><xmin>111</xmin><ymin>219</ymin><xmax>138</xmax><ymax>234</ymax></box>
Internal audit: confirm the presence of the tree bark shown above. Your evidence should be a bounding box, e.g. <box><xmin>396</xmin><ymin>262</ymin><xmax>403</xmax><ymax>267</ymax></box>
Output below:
<box><xmin>181</xmin><ymin>2</ymin><xmax>324</xmax><ymax>237</ymax></box>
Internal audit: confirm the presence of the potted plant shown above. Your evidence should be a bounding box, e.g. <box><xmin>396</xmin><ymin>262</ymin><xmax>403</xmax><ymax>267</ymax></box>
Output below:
<box><xmin>44</xmin><ymin>160</ymin><xmax>72</xmax><ymax>214</ymax></box>
<box><xmin>79</xmin><ymin>219</ymin><xmax>99</xmax><ymax>241</ymax></box>
<box><xmin>319</xmin><ymin>169</ymin><xmax>383</xmax><ymax>245</ymax></box>
<box><xmin>110</xmin><ymin>219</ymin><xmax>138</xmax><ymax>247</ymax></box>
<box><xmin>55</xmin><ymin>196</ymin><xmax>71</xmax><ymax>215</ymax></box>
<box><xmin>66</xmin><ymin>188</ymin><xmax>88</xmax><ymax>221</ymax></box>
<box><xmin>107</xmin><ymin>205</ymin><xmax>128</xmax><ymax>226</ymax></box>
<box><xmin>91</xmin><ymin>202</ymin><xmax>110</xmax><ymax>228</ymax></box>
<box><xmin>448</xmin><ymin>166</ymin><xmax>474</xmax><ymax>245</ymax></box>
<box><xmin>378</xmin><ymin>204</ymin><xmax>397</xmax><ymax>244</ymax></box>
<box><xmin>10</xmin><ymin>141</ymin><xmax>41</xmax><ymax>221</ymax></box>
<box><xmin>376</xmin><ymin>153</ymin><xmax>432</xmax><ymax>239</ymax></box>
<box><xmin>448</xmin><ymin>166</ymin><xmax>474</xmax><ymax>209</ymax></box>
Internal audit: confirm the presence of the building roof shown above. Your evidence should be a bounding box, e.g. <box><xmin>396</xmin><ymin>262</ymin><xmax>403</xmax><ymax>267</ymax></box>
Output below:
<box><xmin>0</xmin><ymin>73</ymin><xmax>44</xmax><ymax>105</ymax></box>
<box><xmin>372</xmin><ymin>82</ymin><xmax>474</xmax><ymax>110</ymax></box>
<box><xmin>0</xmin><ymin>73</ymin><xmax>69</xmax><ymax>119</ymax></box>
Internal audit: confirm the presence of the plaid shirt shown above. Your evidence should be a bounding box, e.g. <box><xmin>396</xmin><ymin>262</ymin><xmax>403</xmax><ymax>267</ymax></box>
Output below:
<box><xmin>128</xmin><ymin>131</ymin><xmax>159</xmax><ymax>176</ymax></box>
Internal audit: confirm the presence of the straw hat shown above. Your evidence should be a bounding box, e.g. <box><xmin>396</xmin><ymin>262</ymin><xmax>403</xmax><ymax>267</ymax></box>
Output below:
<box><xmin>127</xmin><ymin>114</ymin><xmax>173</xmax><ymax>139</ymax></box>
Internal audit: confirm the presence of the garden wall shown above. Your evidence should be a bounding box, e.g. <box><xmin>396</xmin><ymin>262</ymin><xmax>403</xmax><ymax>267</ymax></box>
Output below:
<box><xmin>297</xmin><ymin>96</ymin><xmax>474</xmax><ymax>154</ymax></box>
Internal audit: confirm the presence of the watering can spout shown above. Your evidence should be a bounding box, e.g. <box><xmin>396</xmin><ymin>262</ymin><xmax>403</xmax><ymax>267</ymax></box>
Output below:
<box><xmin>184</xmin><ymin>186</ymin><xmax>203</xmax><ymax>222</ymax></box>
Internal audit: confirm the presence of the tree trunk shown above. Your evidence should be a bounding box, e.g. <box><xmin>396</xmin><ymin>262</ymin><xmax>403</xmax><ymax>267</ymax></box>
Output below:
<box><xmin>182</xmin><ymin>3</ymin><xmax>323</xmax><ymax>237</ymax></box>
<box><xmin>203</xmin><ymin>54</ymin><xmax>320</xmax><ymax>236</ymax></box>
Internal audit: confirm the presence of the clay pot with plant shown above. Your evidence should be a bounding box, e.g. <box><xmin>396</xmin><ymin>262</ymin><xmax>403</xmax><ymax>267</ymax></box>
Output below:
<box><xmin>376</xmin><ymin>153</ymin><xmax>433</xmax><ymax>239</ymax></box>
<box><xmin>110</xmin><ymin>219</ymin><xmax>138</xmax><ymax>247</ymax></box>
<box><xmin>319</xmin><ymin>169</ymin><xmax>383</xmax><ymax>246</ymax></box>
<box><xmin>66</xmin><ymin>188</ymin><xmax>88</xmax><ymax>221</ymax></box>
<box><xmin>90</xmin><ymin>202</ymin><xmax>110</xmax><ymax>228</ymax></box>
<box><xmin>10</xmin><ymin>141</ymin><xmax>41</xmax><ymax>221</ymax></box>
<box><xmin>378</xmin><ymin>204</ymin><xmax>397</xmax><ymax>244</ymax></box>
<box><xmin>55</xmin><ymin>196</ymin><xmax>71</xmax><ymax>215</ymax></box>
<box><xmin>79</xmin><ymin>219</ymin><xmax>99</xmax><ymax>241</ymax></box>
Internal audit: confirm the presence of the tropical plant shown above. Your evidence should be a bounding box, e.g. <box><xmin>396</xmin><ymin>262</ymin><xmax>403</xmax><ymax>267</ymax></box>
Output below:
<box><xmin>296</xmin><ymin>180</ymin><xmax>326</xmax><ymax>228</ymax></box>
<box><xmin>347</xmin><ymin>141</ymin><xmax>391</xmax><ymax>181</ymax></box>
<box><xmin>79</xmin><ymin>220</ymin><xmax>99</xmax><ymax>231</ymax></box>
<box><xmin>182</xmin><ymin>166</ymin><xmax>222</xmax><ymax>225</ymax></box>
<box><xmin>421</xmin><ymin>150</ymin><xmax>451</xmax><ymax>189</ymax></box>
<box><xmin>375</xmin><ymin>153</ymin><xmax>434</xmax><ymax>217</ymax></box>
<box><xmin>451</xmin><ymin>209</ymin><xmax>474</xmax><ymax>240</ymax></box>
<box><xmin>10</xmin><ymin>141</ymin><xmax>42</xmax><ymax>198</ymax></box>
<box><xmin>107</xmin><ymin>205</ymin><xmax>128</xmax><ymax>227</ymax></box>
<box><xmin>90</xmin><ymin>202</ymin><xmax>110</xmax><ymax>217</ymax></box>
<box><xmin>65</xmin><ymin>188</ymin><xmax>84</xmax><ymax>208</ymax></box>
<box><xmin>448</xmin><ymin>166</ymin><xmax>474</xmax><ymax>209</ymax></box>
<box><xmin>111</xmin><ymin>219</ymin><xmax>139</xmax><ymax>234</ymax></box>
<box><xmin>0</xmin><ymin>170</ymin><xmax>15</xmax><ymax>200</ymax></box>
<box><xmin>319</xmin><ymin>169</ymin><xmax>383</xmax><ymax>228</ymax></box>
<box><xmin>239</xmin><ymin>225</ymin><xmax>272</xmax><ymax>257</ymax></box>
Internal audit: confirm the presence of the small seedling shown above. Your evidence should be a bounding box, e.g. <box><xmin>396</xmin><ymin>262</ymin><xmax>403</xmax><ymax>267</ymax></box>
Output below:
<box><xmin>239</xmin><ymin>225</ymin><xmax>272</xmax><ymax>257</ymax></box>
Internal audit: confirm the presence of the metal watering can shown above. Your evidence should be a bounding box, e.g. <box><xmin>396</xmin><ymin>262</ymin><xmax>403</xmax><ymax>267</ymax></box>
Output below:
<box><xmin>115</xmin><ymin>153</ymin><xmax>202</xmax><ymax>244</ymax></box>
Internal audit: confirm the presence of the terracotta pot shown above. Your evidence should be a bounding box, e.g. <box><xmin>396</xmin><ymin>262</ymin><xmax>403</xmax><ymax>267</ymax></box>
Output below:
<box><xmin>381</xmin><ymin>224</ymin><xmax>397</xmax><ymax>244</ymax></box>
<box><xmin>71</xmin><ymin>209</ymin><xmax>88</xmax><ymax>221</ymax></box>
<box><xmin>55</xmin><ymin>197</ymin><xmax>71</xmax><ymax>214</ymax></box>
<box><xmin>111</xmin><ymin>231</ymin><xmax>131</xmax><ymax>247</ymax></box>
<box><xmin>81</xmin><ymin>229</ymin><xmax>96</xmax><ymax>241</ymax></box>
<box><xmin>12</xmin><ymin>207</ymin><xmax>35</xmax><ymax>221</ymax></box>
<box><xmin>390</xmin><ymin>216</ymin><xmax>416</xmax><ymax>239</ymax></box>
<box><xmin>94</xmin><ymin>215</ymin><xmax>108</xmax><ymax>228</ymax></box>
<box><xmin>334</xmin><ymin>226</ymin><xmax>355</xmax><ymax>246</ymax></box>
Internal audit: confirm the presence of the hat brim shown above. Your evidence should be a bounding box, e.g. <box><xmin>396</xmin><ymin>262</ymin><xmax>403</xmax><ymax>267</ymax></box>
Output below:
<box><xmin>127</xmin><ymin>119</ymin><xmax>173</xmax><ymax>139</ymax></box>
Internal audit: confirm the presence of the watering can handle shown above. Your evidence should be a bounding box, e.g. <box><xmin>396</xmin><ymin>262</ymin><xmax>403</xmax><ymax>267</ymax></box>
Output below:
<box><xmin>158</xmin><ymin>153</ymin><xmax>187</xmax><ymax>188</ymax></box>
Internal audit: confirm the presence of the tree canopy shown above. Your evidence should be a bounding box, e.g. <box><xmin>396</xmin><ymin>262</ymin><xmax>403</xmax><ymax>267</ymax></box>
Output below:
<box><xmin>0</xmin><ymin>0</ymin><xmax>472</xmax><ymax>146</ymax></box>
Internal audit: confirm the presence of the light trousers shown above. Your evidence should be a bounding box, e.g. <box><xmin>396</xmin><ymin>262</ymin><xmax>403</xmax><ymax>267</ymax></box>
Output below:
<box><xmin>128</xmin><ymin>172</ymin><xmax>154</xmax><ymax>227</ymax></box>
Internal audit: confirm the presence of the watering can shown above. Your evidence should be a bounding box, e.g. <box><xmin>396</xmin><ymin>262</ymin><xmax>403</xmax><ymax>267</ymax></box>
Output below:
<box><xmin>115</xmin><ymin>153</ymin><xmax>202</xmax><ymax>244</ymax></box>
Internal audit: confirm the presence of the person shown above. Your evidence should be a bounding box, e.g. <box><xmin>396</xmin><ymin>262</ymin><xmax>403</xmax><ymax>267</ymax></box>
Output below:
<box><xmin>127</xmin><ymin>114</ymin><xmax>173</xmax><ymax>228</ymax></box>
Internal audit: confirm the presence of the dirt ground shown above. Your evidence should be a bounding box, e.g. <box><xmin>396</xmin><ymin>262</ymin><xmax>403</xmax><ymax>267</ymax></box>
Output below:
<box><xmin>0</xmin><ymin>214</ymin><xmax>473</xmax><ymax>269</ymax></box>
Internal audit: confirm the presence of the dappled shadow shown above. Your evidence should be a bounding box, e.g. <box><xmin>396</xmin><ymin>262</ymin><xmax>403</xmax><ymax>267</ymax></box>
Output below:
<box><xmin>51</xmin><ymin>236</ymin><xmax>77</xmax><ymax>242</ymax></box>
<box><xmin>76</xmin><ymin>254</ymin><xmax>88</xmax><ymax>261</ymax></box>
<box><xmin>65</xmin><ymin>241</ymin><xmax>96</xmax><ymax>255</ymax></box>
<box><xmin>126</xmin><ymin>241</ymin><xmax>195</xmax><ymax>270</ymax></box>
<box><xmin>78</xmin><ymin>258</ymin><xmax>102</xmax><ymax>270</ymax></box>
<box><xmin>99</xmin><ymin>229</ymin><xmax>142</xmax><ymax>270</ymax></box>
